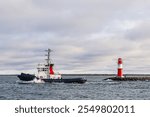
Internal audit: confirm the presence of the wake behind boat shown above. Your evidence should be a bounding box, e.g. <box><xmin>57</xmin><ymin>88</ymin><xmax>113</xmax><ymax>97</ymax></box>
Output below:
<box><xmin>17</xmin><ymin>49</ymin><xmax>87</xmax><ymax>84</ymax></box>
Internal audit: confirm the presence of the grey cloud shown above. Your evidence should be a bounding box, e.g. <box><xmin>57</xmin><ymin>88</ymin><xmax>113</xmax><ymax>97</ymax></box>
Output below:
<box><xmin>126</xmin><ymin>21</ymin><xmax>150</xmax><ymax>40</ymax></box>
<box><xmin>1</xmin><ymin>0</ymin><xmax>150</xmax><ymax>74</ymax></box>
<box><xmin>0</xmin><ymin>0</ymin><xmax>142</xmax><ymax>34</ymax></box>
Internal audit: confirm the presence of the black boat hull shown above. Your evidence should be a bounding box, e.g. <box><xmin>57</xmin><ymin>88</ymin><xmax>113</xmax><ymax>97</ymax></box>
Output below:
<box><xmin>17</xmin><ymin>73</ymin><xmax>87</xmax><ymax>84</ymax></box>
<box><xmin>42</xmin><ymin>78</ymin><xmax>87</xmax><ymax>84</ymax></box>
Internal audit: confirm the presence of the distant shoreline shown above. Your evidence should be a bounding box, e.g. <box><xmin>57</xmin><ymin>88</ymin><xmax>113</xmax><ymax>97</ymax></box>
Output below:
<box><xmin>1</xmin><ymin>74</ymin><xmax>150</xmax><ymax>76</ymax></box>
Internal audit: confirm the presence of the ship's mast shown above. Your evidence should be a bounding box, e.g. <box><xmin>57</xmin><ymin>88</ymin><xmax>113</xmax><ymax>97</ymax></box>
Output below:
<box><xmin>45</xmin><ymin>48</ymin><xmax>52</xmax><ymax>66</ymax></box>
<box><xmin>45</xmin><ymin>49</ymin><xmax>52</xmax><ymax>78</ymax></box>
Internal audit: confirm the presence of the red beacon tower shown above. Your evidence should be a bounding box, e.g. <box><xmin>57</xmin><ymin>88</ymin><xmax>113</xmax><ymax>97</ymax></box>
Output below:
<box><xmin>117</xmin><ymin>58</ymin><xmax>124</xmax><ymax>78</ymax></box>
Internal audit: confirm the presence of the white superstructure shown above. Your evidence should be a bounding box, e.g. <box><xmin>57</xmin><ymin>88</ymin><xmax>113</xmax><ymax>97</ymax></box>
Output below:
<box><xmin>36</xmin><ymin>49</ymin><xmax>61</xmax><ymax>79</ymax></box>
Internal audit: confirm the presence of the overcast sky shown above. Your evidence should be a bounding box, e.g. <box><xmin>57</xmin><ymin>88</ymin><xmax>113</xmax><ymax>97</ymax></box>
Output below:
<box><xmin>0</xmin><ymin>0</ymin><xmax>150</xmax><ymax>74</ymax></box>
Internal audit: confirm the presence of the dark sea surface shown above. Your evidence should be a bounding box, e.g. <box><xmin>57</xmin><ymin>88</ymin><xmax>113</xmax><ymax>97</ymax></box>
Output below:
<box><xmin>0</xmin><ymin>75</ymin><xmax>150</xmax><ymax>100</ymax></box>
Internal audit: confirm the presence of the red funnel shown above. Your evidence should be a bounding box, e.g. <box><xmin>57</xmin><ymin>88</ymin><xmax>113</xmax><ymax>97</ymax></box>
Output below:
<box><xmin>49</xmin><ymin>64</ymin><xmax>54</xmax><ymax>75</ymax></box>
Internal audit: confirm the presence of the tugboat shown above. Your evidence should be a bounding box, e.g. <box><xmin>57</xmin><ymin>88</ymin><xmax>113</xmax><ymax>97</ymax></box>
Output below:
<box><xmin>17</xmin><ymin>49</ymin><xmax>87</xmax><ymax>84</ymax></box>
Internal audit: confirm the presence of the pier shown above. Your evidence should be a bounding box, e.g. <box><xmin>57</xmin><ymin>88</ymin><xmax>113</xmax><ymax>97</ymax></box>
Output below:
<box><xmin>106</xmin><ymin>76</ymin><xmax>150</xmax><ymax>81</ymax></box>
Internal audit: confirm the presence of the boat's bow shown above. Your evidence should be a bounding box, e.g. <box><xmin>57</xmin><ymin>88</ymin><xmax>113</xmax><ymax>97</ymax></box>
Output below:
<box><xmin>17</xmin><ymin>73</ymin><xmax>36</xmax><ymax>81</ymax></box>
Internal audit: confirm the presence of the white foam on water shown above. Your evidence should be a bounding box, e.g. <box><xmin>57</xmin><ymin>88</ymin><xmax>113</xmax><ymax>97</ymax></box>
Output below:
<box><xmin>16</xmin><ymin>78</ymin><xmax>45</xmax><ymax>84</ymax></box>
<box><xmin>33</xmin><ymin>78</ymin><xmax>45</xmax><ymax>84</ymax></box>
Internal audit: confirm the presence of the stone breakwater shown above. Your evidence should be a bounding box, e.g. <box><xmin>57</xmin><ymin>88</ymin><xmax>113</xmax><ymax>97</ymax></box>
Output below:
<box><xmin>105</xmin><ymin>76</ymin><xmax>150</xmax><ymax>81</ymax></box>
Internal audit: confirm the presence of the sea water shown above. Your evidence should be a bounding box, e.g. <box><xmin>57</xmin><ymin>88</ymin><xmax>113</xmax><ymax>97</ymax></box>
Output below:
<box><xmin>0</xmin><ymin>75</ymin><xmax>150</xmax><ymax>100</ymax></box>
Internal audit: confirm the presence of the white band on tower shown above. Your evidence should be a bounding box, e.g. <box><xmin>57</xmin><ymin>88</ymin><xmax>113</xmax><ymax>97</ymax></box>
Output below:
<box><xmin>118</xmin><ymin>64</ymin><xmax>123</xmax><ymax>68</ymax></box>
